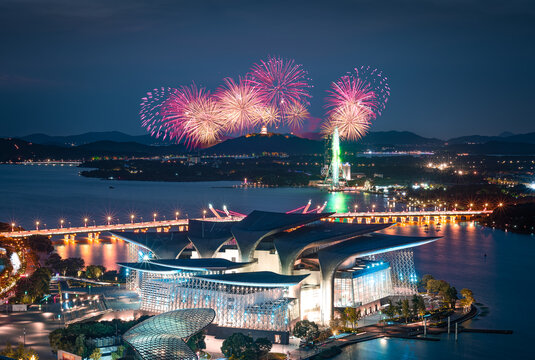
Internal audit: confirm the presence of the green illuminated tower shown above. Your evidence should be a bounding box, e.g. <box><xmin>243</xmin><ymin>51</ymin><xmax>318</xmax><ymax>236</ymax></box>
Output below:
<box><xmin>331</xmin><ymin>127</ymin><xmax>341</xmax><ymax>188</ymax></box>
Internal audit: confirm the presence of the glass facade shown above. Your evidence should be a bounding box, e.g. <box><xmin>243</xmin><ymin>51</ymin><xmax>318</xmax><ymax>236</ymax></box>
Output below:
<box><xmin>334</xmin><ymin>262</ymin><xmax>392</xmax><ymax>307</ymax></box>
<box><xmin>139</xmin><ymin>275</ymin><xmax>294</xmax><ymax>332</ymax></box>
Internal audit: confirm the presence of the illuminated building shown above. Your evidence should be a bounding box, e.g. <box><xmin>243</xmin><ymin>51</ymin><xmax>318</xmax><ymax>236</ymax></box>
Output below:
<box><xmin>123</xmin><ymin>308</ymin><xmax>215</xmax><ymax>360</ymax></box>
<box><xmin>114</xmin><ymin>211</ymin><xmax>439</xmax><ymax>343</ymax></box>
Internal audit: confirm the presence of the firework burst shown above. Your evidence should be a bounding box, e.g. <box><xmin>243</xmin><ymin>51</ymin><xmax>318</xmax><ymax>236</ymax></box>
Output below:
<box><xmin>254</xmin><ymin>105</ymin><xmax>281</xmax><ymax>127</ymax></box>
<box><xmin>323</xmin><ymin>75</ymin><xmax>377</xmax><ymax>141</ymax></box>
<box><xmin>322</xmin><ymin>103</ymin><xmax>373</xmax><ymax>141</ymax></box>
<box><xmin>285</xmin><ymin>101</ymin><xmax>309</xmax><ymax>129</ymax></box>
<box><xmin>216</xmin><ymin>77</ymin><xmax>264</xmax><ymax>134</ymax></box>
<box><xmin>140</xmin><ymin>84</ymin><xmax>224</xmax><ymax>148</ymax></box>
<box><xmin>249</xmin><ymin>56</ymin><xmax>311</xmax><ymax>123</ymax></box>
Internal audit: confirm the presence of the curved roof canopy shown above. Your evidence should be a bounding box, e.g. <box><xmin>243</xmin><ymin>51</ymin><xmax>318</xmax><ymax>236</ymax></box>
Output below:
<box><xmin>123</xmin><ymin>308</ymin><xmax>215</xmax><ymax>360</ymax></box>
<box><xmin>149</xmin><ymin>258</ymin><xmax>250</xmax><ymax>271</ymax></box>
<box><xmin>187</xmin><ymin>220</ymin><xmax>236</xmax><ymax>258</ymax></box>
<box><xmin>194</xmin><ymin>271</ymin><xmax>309</xmax><ymax>287</ymax></box>
<box><xmin>110</xmin><ymin>231</ymin><xmax>190</xmax><ymax>259</ymax></box>
<box><xmin>317</xmin><ymin>233</ymin><xmax>440</xmax><ymax>282</ymax></box>
<box><xmin>117</xmin><ymin>262</ymin><xmax>181</xmax><ymax>274</ymax></box>
<box><xmin>231</xmin><ymin>210</ymin><xmax>333</xmax><ymax>262</ymax></box>
<box><xmin>272</xmin><ymin>222</ymin><xmax>392</xmax><ymax>274</ymax></box>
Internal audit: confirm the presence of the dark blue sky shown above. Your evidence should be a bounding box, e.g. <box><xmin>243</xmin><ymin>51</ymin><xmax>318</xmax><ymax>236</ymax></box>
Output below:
<box><xmin>0</xmin><ymin>0</ymin><xmax>533</xmax><ymax>139</ymax></box>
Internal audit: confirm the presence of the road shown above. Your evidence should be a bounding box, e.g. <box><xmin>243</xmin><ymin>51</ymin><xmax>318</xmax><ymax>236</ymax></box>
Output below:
<box><xmin>0</xmin><ymin>306</ymin><xmax>61</xmax><ymax>360</ymax></box>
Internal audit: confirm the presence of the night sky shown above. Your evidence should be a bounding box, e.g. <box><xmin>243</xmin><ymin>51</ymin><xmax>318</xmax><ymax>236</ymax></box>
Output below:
<box><xmin>0</xmin><ymin>0</ymin><xmax>533</xmax><ymax>139</ymax></box>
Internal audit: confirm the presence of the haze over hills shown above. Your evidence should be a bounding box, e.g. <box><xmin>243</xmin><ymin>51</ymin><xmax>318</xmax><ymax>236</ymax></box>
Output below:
<box><xmin>1</xmin><ymin>130</ymin><xmax>535</xmax><ymax>162</ymax></box>
<box><xmin>447</xmin><ymin>132</ymin><xmax>535</xmax><ymax>145</ymax></box>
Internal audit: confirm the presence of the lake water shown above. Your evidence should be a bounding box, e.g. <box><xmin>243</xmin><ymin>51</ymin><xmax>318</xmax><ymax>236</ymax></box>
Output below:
<box><xmin>1</xmin><ymin>164</ymin><xmax>533</xmax><ymax>359</ymax></box>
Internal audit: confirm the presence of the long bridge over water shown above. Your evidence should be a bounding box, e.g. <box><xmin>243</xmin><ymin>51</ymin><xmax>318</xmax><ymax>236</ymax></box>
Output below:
<box><xmin>1</xmin><ymin>210</ymin><xmax>491</xmax><ymax>239</ymax></box>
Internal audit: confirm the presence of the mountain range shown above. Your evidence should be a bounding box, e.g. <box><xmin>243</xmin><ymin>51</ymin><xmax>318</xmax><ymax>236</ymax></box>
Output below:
<box><xmin>1</xmin><ymin>130</ymin><xmax>534</xmax><ymax>161</ymax></box>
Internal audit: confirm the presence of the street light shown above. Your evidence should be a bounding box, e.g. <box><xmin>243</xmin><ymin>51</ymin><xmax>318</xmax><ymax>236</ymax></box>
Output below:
<box><xmin>107</xmin><ymin>216</ymin><xmax>111</xmax><ymax>225</ymax></box>
<box><xmin>130</xmin><ymin>214</ymin><xmax>134</xmax><ymax>224</ymax></box>
<box><xmin>60</xmin><ymin>219</ymin><xmax>64</xmax><ymax>228</ymax></box>
<box><xmin>203</xmin><ymin>209</ymin><xmax>207</xmax><ymax>219</ymax></box>
<box><xmin>84</xmin><ymin>218</ymin><xmax>88</xmax><ymax>227</ymax></box>
<box><xmin>372</xmin><ymin>204</ymin><xmax>376</xmax><ymax>212</ymax></box>
<box><xmin>11</xmin><ymin>223</ymin><xmax>15</xmax><ymax>232</ymax></box>
<box><xmin>175</xmin><ymin>211</ymin><xmax>179</xmax><ymax>221</ymax></box>
<box><xmin>153</xmin><ymin>213</ymin><xmax>157</xmax><ymax>222</ymax></box>
<box><xmin>35</xmin><ymin>221</ymin><xmax>40</xmax><ymax>230</ymax></box>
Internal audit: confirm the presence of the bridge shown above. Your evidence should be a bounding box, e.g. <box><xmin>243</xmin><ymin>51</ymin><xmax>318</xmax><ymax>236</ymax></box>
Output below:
<box><xmin>0</xmin><ymin>210</ymin><xmax>491</xmax><ymax>239</ymax></box>
<box><xmin>331</xmin><ymin>210</ymin><xmax>492</xmax><ymax>224</ymax></box>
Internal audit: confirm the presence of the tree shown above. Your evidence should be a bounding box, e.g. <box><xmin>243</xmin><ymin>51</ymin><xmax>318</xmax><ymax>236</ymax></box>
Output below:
<box><xmin>344</xmin><ymin>307</ymin><xmax>361</xmax><ymax>329</ymax></box>
<box><xmin>221</xmin><ymin>333</ymin><xmax>262</xmax><ymax>360</ymax></box>
<box><xmin>401</xmin><ymin>299</ymin><xmax>411</xmax><ymax>323</ymax></box>
<box><xmin>254</xmin><ymin>338</ymin><xmax>272</xmax><ymax>360</ymax></box>
<box><xmin>292</xmin><ymin>320</ymin><xmax>320</xmax><ymax>343</ymax></box>
<box><xmin>111</xmin><ymin>346</ymin><xmax>125</xmax><ymax>360</ymax></box>
<box><xmin>62</xmin><ymin>258</ymin><xmax>85</xmax><ymax>276</ymax></box>
<box><xmin>186</xmin><ymin>330</ymin><xmax>207</xmax><ymax>353</ymax></box>
<box><xmin>382</xmin><ymin>300</ymin><xmax>397</xmax><ymax>320</ymax></box>
<box><xmin>316</xmin><ymin>329</ymin><xmax>333</xmax><ymax>342</ymax></box>
<box><xmin>89</xmin><ymin>348</ymin><xmax>101</xmax><ymax>360</ymax></box>
<box><xmin>85</xmin><ymin>265</ymin><xmax>106</xmax><ymax>280</ymax></box>
<box><xmin>1</xmin><ymin>342</ymin><xmax>39</xmax><ymax>360</ymax></box>
<box><xmin>459</xmin><ymin>288</ymin><xmax>475</xmax><ymax>308</ymax></box>
<box><xmin>28</xmin><ymin>235</ymin><xmax>54</xmax><ymax>254</ymax></box>
<box><xmin>421</xmin><ymin>274</ymin><xmax>434</xmax><ymax>291</ymax></box>
<box><xmin>45</xmin><ymin>253</ymin><xmax>63</xmax><ymax>274</ymax></box>
<box><xmin>441</xmin><ymin>286</ymin><xmax>458</xmax><ymax>308</ymax></box>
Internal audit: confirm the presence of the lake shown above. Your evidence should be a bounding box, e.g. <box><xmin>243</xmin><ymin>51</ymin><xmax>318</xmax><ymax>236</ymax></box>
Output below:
<box><xmin>1</xmin><ymin>164</ymin><xmax>533</xmax><ymax>359</ymax></box>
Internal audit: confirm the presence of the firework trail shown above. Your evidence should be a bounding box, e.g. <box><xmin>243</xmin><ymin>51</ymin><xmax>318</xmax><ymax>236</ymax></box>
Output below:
<box><xmin>140</xmin><ymin>84</ymin><xmax>224</xmax><ymax>148</ymax></box>
<box><xmin>216</xmin><ymin>77</ymin><xmax>264</xmax><ymax>134</ymax></box>
<box><xmin>323</xmin><ymin>75</ymin><xmax>377</xmax><ymax>141</ymax></box>
<box><xmin>248</xmin><ymin>56</ymin><xmax>312</xmax><ymax>126</ymax></box>
<box><xmin>354</xmin><ymin>65</ymin><xmax>390</xmax><ymax>116</ymax></box>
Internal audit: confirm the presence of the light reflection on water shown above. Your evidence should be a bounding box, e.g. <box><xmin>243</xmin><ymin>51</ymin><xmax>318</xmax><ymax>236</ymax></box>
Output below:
<box><xmin>337</xmin><ymin>223</ymin><xmax>534</xmax><ymax>359</ymax></box>
<box><xmin>2</xmin><ymin>165</ymin><xmax>533</xmax><ymax>358</ymax></box>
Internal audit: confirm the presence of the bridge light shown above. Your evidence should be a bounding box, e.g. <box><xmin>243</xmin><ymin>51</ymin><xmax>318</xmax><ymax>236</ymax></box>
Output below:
<box><xmin>153</xmin><ymin>213</ymin><xmax>157</xmax><ymax>222</ymax></box>
<box><xmin>175</xmin><ymin>211</ymin><xmax>179</xmax><ymax>220</ymax></box>
<box><xmin>499</xmin><ymin>203</ymin><xmax>503</xmax><ymax>207</ymax></box>
<box><xmin>11</xmin><ymin>223</ymin><xmax>15</xmax><ymax>232</ymax></box>
<box><xmin>107</xmin><ymin>216</ymin><xmax>111</xmax><ymax>225</ymax></box>
<box><xmin>60</xmin><ymin>219</ymin><xmax>64</xmax><ymax>228</ymax></box>
<box><xmin>84</xmin><ymin>218</ymin><xmax>88</xmax><ymax>227</ymax></box>
<box><xmin>130</xmin><ymin>214</ymin><xmax>134</xmax><ymax>223</ymax></box>
<box><xmin>35</xmin><ymin>221</ymin><xmax>40</xmax><ymax>230</ymax></box>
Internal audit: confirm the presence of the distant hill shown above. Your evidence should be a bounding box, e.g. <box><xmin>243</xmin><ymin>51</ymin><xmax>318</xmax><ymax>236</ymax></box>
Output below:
<box><xmin>358</xmin><ymin>131</ymin><xmax>443</xmax><ymax>146</ymax></box>
<box><xmin>447</xmin><ymin>132</ymin><xmax>535</xmax><ymax>145</ymax></box>
<box><xmin>20</xmin><ymin>131</ymin><xmax>171</xmax><ymax>146</ymax></box>
<box><xmin>202</xmin><ymin>133</ymin><xmax>323</xmax><ymax>155</ymax></box>
<box><xmin>445</xmin><ymin>141</ymin><xmax>535</xmax><ymax>155</ymax></box>
<box><xmin>0</xmin><ymin>138</ymin><xmax>187</xmax><ymax>161</ymax></box>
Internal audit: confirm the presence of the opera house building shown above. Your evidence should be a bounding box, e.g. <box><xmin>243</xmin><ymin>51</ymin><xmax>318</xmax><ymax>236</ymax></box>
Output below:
<box><xmin>113</xmin><ymin>210</ymin><xmax>438</xmax><ymax>344</ymax></box>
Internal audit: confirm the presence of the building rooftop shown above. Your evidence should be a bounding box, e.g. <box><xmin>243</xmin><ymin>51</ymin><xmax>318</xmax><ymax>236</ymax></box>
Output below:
<box><xmin>194</xmin><ymin>271</ymin><xmax>309</xmax><ymax>287</ymax></box>
<box><xmin>150</xmin><ymin>258</ymin><xmax>250</xmax><ymax>271</ymax></box>
<box><xmin>123</xmin><ymin>308</ymin><xmax>215</xmax><ymax>360</ymax></box>
<box><xmin>233</xmin><ymin>210</ymin><xmax>332</xmax><ymax>231</ymax></box>
<box><xmin>110</xmin><ymin>231</ymin><xmax>190</xmax><ymax>259</ymax></box>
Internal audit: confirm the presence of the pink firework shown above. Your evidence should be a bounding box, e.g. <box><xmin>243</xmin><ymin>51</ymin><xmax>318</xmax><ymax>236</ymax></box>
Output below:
<box><xmin>248</xmin><ymin>56</ymin><xmax>311</xmax><ymax>117</ymax></box>
<box><xmin>326</xmin><ymin>75</ymin><xmax>378</xmax><ymax>117</ymax></box>
<box><xmin>323</xmin><ymin>75</ymin><xmax>377</xmax><ymax>141</ymax></box>
<box><xmin>216</xmin><ymin>77</ymin><xmax>264</xmax><ymax>134</ymax></box>
<box><xmin>140</xmin><ymin>84</ymin><xmax>223</xmax><ymax>148</ymax></box>
<box><xmin>140</xmin><ymin>87</ymin><xmax>179</xmax><ymax>141</ymax></box>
